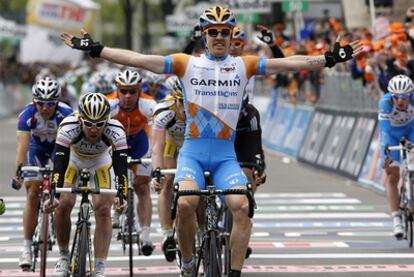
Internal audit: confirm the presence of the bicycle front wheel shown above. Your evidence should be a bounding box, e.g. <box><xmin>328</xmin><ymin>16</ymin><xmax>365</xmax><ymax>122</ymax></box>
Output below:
<box><xmin>407</xmin><ymin>213</ymin><xmax>413</xmax><ymax>248</ymax></box>
<box><xmin>72</xmin><ymin>223</ymin><xmax>89</xmax><ymax>277</ymax></box>
<box><xmin>39</xmin><ymin>211</ymin><xmax>49</xmax><ymax>277</ymax></box>
<box><xmin>204</xmin><ymin>232</ymin><xmax>222</xmax><ymax>277</ymax></box>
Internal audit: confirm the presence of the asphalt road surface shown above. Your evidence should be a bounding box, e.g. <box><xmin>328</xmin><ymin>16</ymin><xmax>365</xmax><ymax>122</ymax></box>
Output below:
<box><xmin>0</xmin><ymin>116</ymin><xmax>413</xmax><ymax>277</ymax></box>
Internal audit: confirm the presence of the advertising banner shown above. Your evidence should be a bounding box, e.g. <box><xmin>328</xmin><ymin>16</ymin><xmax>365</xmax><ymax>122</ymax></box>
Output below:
<box><xmin>340</xmin><ymin>116</ymin><xmax>377</xmax><ymax>178</ymax></box>
<box><xmin>26</xmin><ymin>0</ymin><xmax>99</xmax><ymax>33</ymax></box>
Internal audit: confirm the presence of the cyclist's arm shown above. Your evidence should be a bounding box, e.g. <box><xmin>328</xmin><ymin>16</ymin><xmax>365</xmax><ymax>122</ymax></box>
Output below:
<box><xmin>266</xmin><ymin>55</ymin><xmax>327</xmax><ymax>75</ymax></box>
<box><xmin>100</xmin><ymin>48</ymin><xmax>165</xmax><ymax>74</ymax></box>
<box><xmin>151</xmin><ymin>127</ymin><xmax>167</xmax><ymax>170</ymax></box>
<box><xmin>52</xmin><ymin>143</ymin><xmax>70</xmax><ymax>189</ymax></box>
<box><xmin>14</xmin><ymin>131</ymin><xmax>30</xmax><ymax>176</ymax></box>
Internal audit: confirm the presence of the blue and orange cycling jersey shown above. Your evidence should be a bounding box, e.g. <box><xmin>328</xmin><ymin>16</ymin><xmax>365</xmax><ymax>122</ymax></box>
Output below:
<box><xmin>141</xmin><ymin>81</ymin><xmax>169</xmax><ymax>101</ymax></box>
<box><xmin>378</xmin><ymin>93</ymin><xmax>414</xmax><ymax>166</ymax></box>
<box><xmin>163</xmin><ymin>52</ymin><xmax>266</xmax><ymax>189</ymax></box>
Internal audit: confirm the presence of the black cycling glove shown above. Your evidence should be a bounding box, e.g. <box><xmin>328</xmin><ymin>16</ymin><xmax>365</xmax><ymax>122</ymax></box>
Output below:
<box><xmin>257</xmin><ymin>29</ymin><xmax>274</xmax><ymax>45</ymax></box>
<box><xmin>324</xmin><ymin>41</ymin><xmax>354</xmax><ymax>68</ymax></box>
<box><xmin>71</xmin><ymin>33</ymin><xmax>104</xmax><ymax>58</ymax></box>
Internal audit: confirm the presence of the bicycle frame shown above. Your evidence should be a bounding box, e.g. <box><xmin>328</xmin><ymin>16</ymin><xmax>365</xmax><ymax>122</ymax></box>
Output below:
<box><xmin>386</xmin><ymin>139</ymin><xmax>414</xmax><ymax>247</ymax></box>
<box><xmin>21</xmin><ymin>165</ymin><xmax>55</xmax><ymax>277</ymax></box>
<box><xmin>55</xmin><ymin>169</ymin><xmax>118</xmax><ymax>277</ymax></box>
<box><xmin>171</xmin><ymin>173</ymin><xmax>255</xmax><ymax>277</ymax></box>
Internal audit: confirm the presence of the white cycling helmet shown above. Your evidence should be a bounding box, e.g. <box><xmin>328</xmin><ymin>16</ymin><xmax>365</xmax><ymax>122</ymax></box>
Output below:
<box><xmin>93</xmin><ymin>71</ymin><xmax>115</xmax><ymax>95</ymax></box>
<box><xmin>388</xmin><ymin>74</ymin><xmax>414</xmax><ymax>95</ymax></box>
<box><xmin>145</xmin><ymin>72</ymin><xmax>165</xmax><ymax>85</ymax></box>
<box><xmin>78</xmin><ymin>93</ymin><xmax>110</xmax><ymax>121</ymax></box>
<box><xmin>32</xmin><ymin>77</ymin><xmax>61</xmax><ymax>100</ymax></box>
<box><xmin>116</xmin><ymin>69</ymin><xmax>142</xmax><ymax>87</ymax></box>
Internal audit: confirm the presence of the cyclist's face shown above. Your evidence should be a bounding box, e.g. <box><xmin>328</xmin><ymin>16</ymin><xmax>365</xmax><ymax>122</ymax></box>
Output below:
<box><xmin>118</xmin><ymin>86</ymin><xmax>140</xmax><ymax>107</ymax></box>
<box><xmin>34</xmin><ymin>100</ymin><xmax>57</xmax><ymax>120</ymax></box>
<box><xmin>229</xmin><ymin>39</ymin><xmax>244</xmax><ymax>57</ymax></box>
<box><xmin>81</xmin><ymin>119</ymin><xmax>106</xmax><ymax>144</ymax></box>
<box><xmin>392</xmin><ymin>94</ymin><xmax>411</xmax><ymax>110</ymax></box>
<box><xmin>204</xmin><ymin>26</ymin><xmax>231</xmax><ymax>57</ymax></box>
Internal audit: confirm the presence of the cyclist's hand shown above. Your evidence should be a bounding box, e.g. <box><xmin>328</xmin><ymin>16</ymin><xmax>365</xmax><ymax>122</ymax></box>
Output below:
<box><xmin>0</xmin><ymin>199</ymin><xmax>5</xmax><ymax>215</ymax></box>
<box><xmin>256</xmin><ymin>25</ymin><xmax>274</xmax><ymax>45</ymax></box>
<box><xmin>60</xmin><ymin>29</ymin><xmax>104</xmax><ymax>58</ymax></box>
<box><xmin>152</xmin><ymin>177</ymin><xmax>165</xmax><ymax>193</ymax></box>
<box><xmin>324</xmin><ymin>36</ymin><xmax>363</xmax><ymax>68</ymax></box>
<box><xmin>257</xmin><ymin>171</ymin><xmax>267</xmax><ymax>185</ymax></box>
<box><xmin>44</xmin><ymin>198</ymin><xmax>60</xmax><ymax>214</ymax></box>
<box><xmin>115</xmin><ymin>197</ymin><xmax>127</xmax><ymax>213</ymax></box>
<box><xmin>11</xmin><ymin>177</ymin><xmax>23</xmax><ymax>191</ymax></box>
<box><xmin>191</xmin><ymin>24</ymin><xmax>202</xmax><ymax>41</ymax></box>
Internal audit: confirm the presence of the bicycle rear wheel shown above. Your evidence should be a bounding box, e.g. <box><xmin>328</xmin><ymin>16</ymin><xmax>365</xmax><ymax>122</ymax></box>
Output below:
<box><xmin>127</xmin><ymin>187</ymin><xmax>134</xmax><ymax>276</ymax></box>
<box><xmin>222</xmin><ymin>208</ymin><xmax>232</xmax><ymax>275</ymax></box>
<box><xmin>39</xmin><ymin>211</ymin><xmax>49</xmax><ymax>277</ymax></box>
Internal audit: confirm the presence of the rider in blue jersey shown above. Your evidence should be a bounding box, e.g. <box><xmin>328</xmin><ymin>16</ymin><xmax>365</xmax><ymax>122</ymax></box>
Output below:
<box><xmin>12</xmin><ymin>77</ymin><xmax>73</xmax><ymax>270</ymax></box>
<box><xmin>141</xmin><ymin>72</ymin><xmax>169</xmax><ymax>101</ymax></box>
<box><xmin>379</xmin><ymin>74</ymin><xmax>414</xmax><ymax>240</ymax></box>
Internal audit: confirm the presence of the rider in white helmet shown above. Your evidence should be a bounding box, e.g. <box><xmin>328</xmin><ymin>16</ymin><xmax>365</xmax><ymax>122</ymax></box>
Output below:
<box><xmin>379</xmin><ymin>74</ymin><xmax>414</xmax><ymax>240</ymax></box>
<box><xmin>12</xmin><ymin>76</ymin><xmax>73</xmax><ymax>270</ymax></box>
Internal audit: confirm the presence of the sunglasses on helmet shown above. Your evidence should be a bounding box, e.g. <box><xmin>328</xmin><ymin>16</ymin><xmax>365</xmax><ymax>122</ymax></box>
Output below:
<box><xmin>34</xmin><ymin>100</ymin><xmax>58</xmax><ymax>107</ymax></box>
<box><xmin>81</xmin><ymin>118</ymin><xmax>107</xmax><ymax>129</ymax></box>
<box><xmin>205</xmin><ymin>27</ymin><xmax>231</xmax><ymax>38</ymax></box>
<box><xmin>392</xmin><ymin>93</ymin><xmax>410</xmax><ymax>100</ymax></box>
<box><xmin>119</xmin><ymin>88</ymin><xmax>139</xmax><ymax>95</ymax></box>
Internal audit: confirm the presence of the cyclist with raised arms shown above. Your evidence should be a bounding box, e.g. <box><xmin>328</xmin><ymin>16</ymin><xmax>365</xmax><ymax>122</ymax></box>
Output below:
<box><xmin>61</xmin><ymin>6</ymin><xmax>362</xmax><ymax>276</ymax></box>
<box><xmin>109</xmin><ymin>69</ymin><xmax>157</xmax><ymax>255</ymax></box>
<box><xmin>46</xmin><ymin>93</ymin><xmax>128</xmax><ymax>277</ymax></box>
<box><xmin>11</xmin><ymin>77</ymin><xmax>73</xmax><ymax>271</ymax></box>
<box><xmin>379</xmin><ymin>74</ymin><xmax>414</xmax><ymax>239</ymax></box>
<box><xmin>151</xmin><ymin>76</ymin><xmax>186</xmax><ymax>261</ymax></box>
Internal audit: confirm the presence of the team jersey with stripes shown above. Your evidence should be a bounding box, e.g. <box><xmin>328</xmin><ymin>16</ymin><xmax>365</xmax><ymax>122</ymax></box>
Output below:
<box><xmin>164</xmin><ymin>53</ymin><xmax>266</xmax><ymax>141</ymax></box>
<box><xmin>55</xmin><ymin>115</ymin><xmax>128</xmax><ymax>158</ymax></box>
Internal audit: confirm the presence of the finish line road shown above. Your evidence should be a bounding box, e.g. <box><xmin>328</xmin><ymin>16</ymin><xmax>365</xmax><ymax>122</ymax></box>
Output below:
<box><xmin>0</xmin><ymin>118</ymin><xmax>412</xmax><ymax>277</ymax></box>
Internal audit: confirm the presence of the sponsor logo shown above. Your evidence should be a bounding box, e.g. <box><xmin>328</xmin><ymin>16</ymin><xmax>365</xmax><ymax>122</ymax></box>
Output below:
<box><xmin>218</xmin><ymin>103</ymin><xmax>240</xmax><ymax>110</ymax></box>
<box><xmin>220</xmin><ymin>66</ymin><xmax>236</xmax><ymax>73</ymax></box>
<box><xmin>190</xmin><ymin>78</ymin><xmax>241</xmax><ymax>87</ymax></box>
<box><xmin>195</xmin><ymin>90</ymin><xmax>238</xmax><ymax>97</ymax></box>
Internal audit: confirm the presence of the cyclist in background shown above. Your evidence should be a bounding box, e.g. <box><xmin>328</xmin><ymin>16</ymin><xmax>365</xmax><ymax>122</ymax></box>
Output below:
<box><xmin>91</xmin><ymin>71</ymin><xmax>118</xmax><ymax>99</ymax></box>
<box><xmin>151</xmin><ymin>76</ymin><xmax>186</xmax><ymax>261</ymax></box>
<box><xmin>109</xmin><ymin>69</ymin><xmax>157</xmax><ymax>255</ymax></box>
<box><xmin>379</xmin><ymin>74</ymin><xmax>414</xmax><ymax>239</ymax></box>
<box><xmin>141</xmin><ymin>72</ymin><xmax>169</xmax><ymax>101</ymax></box>
<box><xmin>11</xmin><ymin>77</ymin><xmax>73</xmax><ymax>270</ymax></box>
<box><xmin>46</xmin><ymin>93</ymin><xmax>128</xmax><ymax>277</ymax></box>
<box><xmin>61</xmin><ymin>5</ymin><xmax>362</xmax><ymax>275</ymax></box>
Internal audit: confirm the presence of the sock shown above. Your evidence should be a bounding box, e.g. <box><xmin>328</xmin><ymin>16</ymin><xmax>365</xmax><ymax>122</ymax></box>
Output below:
<box><xmin>229</xmin><ymin>269</ymin><xmax>241</xmax><ymax>277</ymax></box>
<box><xmin>141</xmin><ymin>226</ymin><xmax>151</xmax><ymax>242</ymax></box>
<box><xmin>23</xmin><ymin>240</ymin><xmax>32</xmax><ymax>252</ymax></box>
<box><xmin>94</xmin><ymin>258</ymin><xmax>106</xmax><ymax>272</ymax></box>
<box><xmin>392</xmin><ymin>210</ymin><xmax>402</xmax><ymax>218</ymax></box>
<box><xmin>163</xmin><ymin>229</ymin><xmax>174</xmax><ymax>238</ymax></box>
<box><xmin>229</xmin><ymin>269</ymin><xmax>242</xmax><ymax>277</ymax></box>
<box><xmin>59</xmin><ymin>248</ymin><xmax>70</xmax><ymax>259</ymax></box>
<box><xmin>182</xmin><ymin>256</ymin><xmax>194</xmax><ymax>268</ymax></box>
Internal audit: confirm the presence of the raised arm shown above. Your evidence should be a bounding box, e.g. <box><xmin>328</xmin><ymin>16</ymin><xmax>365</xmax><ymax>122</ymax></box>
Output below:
<box><xmin>61</xmin><ymin>29</ymin><xmax>165</xmax><ymax>74</ymax></box>
<box><xmin>265</xmin><ymin>39</ymin><xmax>363</xmax><ymax>75</ymax></box>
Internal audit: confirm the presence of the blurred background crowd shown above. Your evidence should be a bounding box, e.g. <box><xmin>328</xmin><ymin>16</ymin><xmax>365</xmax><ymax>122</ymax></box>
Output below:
<box><xmin>1</xmin><ymin>0</ymin><xmax>414</xmax><ymax>114</ymax></box>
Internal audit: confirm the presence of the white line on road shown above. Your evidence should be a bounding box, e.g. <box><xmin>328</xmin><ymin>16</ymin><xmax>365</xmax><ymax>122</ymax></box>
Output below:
<box><xmin>254</xmin><ymin>212</ymin><xmax>390</xmax><ymax>219</ymax></box>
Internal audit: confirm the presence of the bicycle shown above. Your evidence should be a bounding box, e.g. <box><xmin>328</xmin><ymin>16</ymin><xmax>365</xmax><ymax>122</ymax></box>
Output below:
<box><xmin>170</xmin><ymin>172</ymin><xmax>256</xmax><ymax>277</ymax></box>
<box><xmin>20</xmin><ymin>165</ymin><xmax>56</xmax><ymax>277</ymax></box>
<box><xmin>115</xmin><ymin>157</ymin><xmax>151</xmax><ymax>277</ymax></box>
<box><xmin>386</xmin><ymin>138</ymin><xmax>414</xmax><ymax>247</ymax></box>
<box><xmin>54</xmin><ymin>169</ymin><xmax>119</xmax><ymax>277</ymax></box>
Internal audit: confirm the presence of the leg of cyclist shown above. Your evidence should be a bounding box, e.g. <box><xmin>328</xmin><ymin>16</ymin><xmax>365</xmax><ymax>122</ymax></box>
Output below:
<box><xmin>176</xmin><ymin>180</ymin><xmax>200</xmax><ymax>276</ymax></box>
<box><xmin>92</xmin><ymin>194</ymin><xmax>115</xmax><ymax>276</ymax></box>
<box><xmin>159</xmin><ymin>156</ymin><xmax>176</xmax><ymax>261</ymax></box>
<box><xmin>19</xmin><ymin>180</ymin><xmax>41</xmax><ymax>269</ymax></box>
<box><xmin>54</xmin><ymin>182</ymin><xmax>76</xmax><ymax>277</ymax></box>
<box><xmin>226</xmin><ymin>190</ymin><xmax>251</xmax><ymax>275</ymax></box>
<box><xmin>381</xmin><ymin>130</ymin><xmax>404</xmax><ymax>239</ymax></box>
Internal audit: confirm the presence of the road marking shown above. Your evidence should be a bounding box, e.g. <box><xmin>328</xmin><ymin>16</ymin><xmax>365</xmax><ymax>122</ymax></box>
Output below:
<box><xmin>254</xmin><ymin>212</ymin><xmax>389</xmax><ymax>219</ymax></box>
<box><xmin>253</xmin><ymin>221</ymin><xmax>392</xmax><ymax>228</ymax></box>
<box><xmin>257</xmin><ymin>205</ymin><xmax>374</xmax><ymax>212</ymax></box>
<box><xmin>1</xmin><ymin>264</ymin><xmax>414</xmax><ymax>275</ymax></box>
<box><xmin>272</xmin><ymin>242</ymin><xmax>349</xmax><ymax>248</ymax></box>
<box><xmin>256</xmin><ymin>198</ymin><xmax>361</xmax><ymax>204</ymax></box>
<box><xmin>338</xmin><ymin>232</ymin><xmax>392</xmax><ymax>237</ymax></box>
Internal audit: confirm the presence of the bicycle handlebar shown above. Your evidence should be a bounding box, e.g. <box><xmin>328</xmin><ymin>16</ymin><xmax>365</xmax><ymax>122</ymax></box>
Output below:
<box><xmin>127</xmin><ymin>157</ymin><xmax>152</xmax><ymax>165</ymax></box>
<box><xmin>55</xmin><ymin>187</ymin><xmax>118</xmax><ymax>195</ymax></box>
